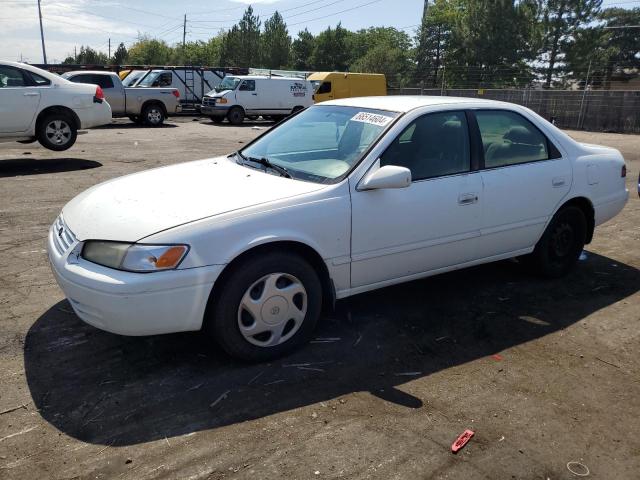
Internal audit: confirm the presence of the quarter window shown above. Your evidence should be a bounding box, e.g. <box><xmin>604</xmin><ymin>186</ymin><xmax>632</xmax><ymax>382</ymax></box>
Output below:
<box><xmin>476</xmin><ymin>110</ymin><xmax>555</xmax><ymax>168</ymax></box>
<box><xmin>381</xmin><ymin>111</ymin><xmax>470</xmax><ymax>181</ymax></box>
<box><xmin>28</xmin><ymin>71</ymin><xmax>51</xmax><ymax>86</ymax></box>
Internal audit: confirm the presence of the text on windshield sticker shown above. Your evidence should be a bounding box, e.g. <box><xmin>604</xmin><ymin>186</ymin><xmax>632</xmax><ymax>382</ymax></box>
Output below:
<box><xmin>351</xmin><ymin>112</ymin><xmax>393</xmax><ymax>127</ymax></box>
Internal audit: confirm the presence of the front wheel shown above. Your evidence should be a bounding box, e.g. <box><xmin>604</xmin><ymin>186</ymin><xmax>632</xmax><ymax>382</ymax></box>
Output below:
<box><xmin>227</xmin><ymin>107</ymin><xmax>245</xmax><ymax>125</ymax></box>
<box><xmin>524</xmin><ymin>206</ymin><xmax>587</xmax><ymax>278</ymax></box>
<box><xmin>205</xmin><ymin>252</ymin><xmax>323</xmax><ymax>362</ymax></box>
<box><xmin>37</xmin><ymin>114</ymin><xmax>77</xmax><ymax>151</ymax></box>
<box><xmin>142</xmin><ymin>104</ymin><xmax>165</xmax><ymax>126</ymax></box>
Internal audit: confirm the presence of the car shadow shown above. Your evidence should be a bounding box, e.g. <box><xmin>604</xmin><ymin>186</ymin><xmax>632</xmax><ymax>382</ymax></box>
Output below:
<box><xmin>24</xmin><ymin>252</ymin><xmax>640</xmax><ymax>446</ymax></box>
<box><xmin>0</xmin><ymin>158</ymin><xmax>102</xmax><ymax>177</ymax></box>
<box><xmin>95</xmin><ymin>122</ymin><xmax>178</xmax><ymax>129</ymax></box>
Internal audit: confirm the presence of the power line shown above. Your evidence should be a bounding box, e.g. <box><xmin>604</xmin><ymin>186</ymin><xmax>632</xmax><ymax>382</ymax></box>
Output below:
<box><xmin>288</xmin><ymin>0</ymin><xmax>386</xmax><ymax>27</ymax></box>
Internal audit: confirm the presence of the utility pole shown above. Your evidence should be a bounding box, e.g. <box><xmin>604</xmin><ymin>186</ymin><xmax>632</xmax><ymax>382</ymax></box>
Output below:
<box><xmin>577</xmin><ymin>60</ymin><xmax>592</xmax><ymax>129</ymax></box>
<box><xmin>108</xmin><ymin>38</ymin><xmax>111</xmax><ymax>60</ymax></box>
<box><xmin>74</xmin><ymin>45</ymin><xmax>77</xmax><ymax>63</ymax></box>
<box><xmin>37</xmin><ymin>0</ymin><xmax>47</xmax><ymax>64</ymax></box>
<box><xmin>183</xmin><ymin>14</ymin><xmax>187</xmax><ymax>48</ymax></box>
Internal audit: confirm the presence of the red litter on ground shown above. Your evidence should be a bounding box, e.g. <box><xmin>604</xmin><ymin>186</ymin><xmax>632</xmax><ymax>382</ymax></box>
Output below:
<box><xmin>492</xmin><ymin>354</ymin><xmax>503</xmax><ymax>361</ymax></box>
<box><xmin>451</xmin><ymin>429</ymin><xmax>475</xmax><ymax>453</ymax></box>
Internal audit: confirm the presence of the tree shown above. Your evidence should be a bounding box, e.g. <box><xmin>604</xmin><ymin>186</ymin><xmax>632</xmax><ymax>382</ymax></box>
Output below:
<box><xmin>414</xmin><ymin>0</ymin><xmax>455</xmax><ymax>86</ymax></box>
<box><xmin>238</xmin><ymin>6</ymin><xmax>262</xmax><ymax>67</ymax></box>
<box><xmin>291</xmin><ymin>29</ymin><xmax>316</xmax><ymax>70</ymax></box>
<box><xmin>446</xmin><ymin>0</ymin><xmax>538</xmax><ymax>88</ymax></box>
<box><xmin>111</xmin><ymin>42</ymin><xmax>128</xmax><ymax>65</ymax></box>
<box><xmin>127</xmin><ymin>37</ymin><xmax>172</xmax><ymax>64</ymax></box>
<box><xmin>310</xmin><ymin>23</ymin><xmax>350</xmax><ymax>71</ymax></box>
<box><xmin>537</xmin><ymin>0</ymin><xmax>602</xmax><ymax>88</ymax></box>
<box><xmin>63</xmin><ymin>46</ymin><xmax>108</xmax><ymax>65</ymax></box>
<box><xmin>262</xmin><ymin>11</ymin><xmax>290</xmax><ymax>69</ymax></box>
<box><xmin>349</xmin><ymin>27</ymin><xmax>413</xmax><ymax>83</ymax></box>
<box><xmin>220</xmin><ymin>26</ymin><xmax>242</xmax><ymax>66</ymax></box>
<box><xmin>172</xmin><ymin>38</ymin><xmax>222</xmax><ymax>65</ymax></box>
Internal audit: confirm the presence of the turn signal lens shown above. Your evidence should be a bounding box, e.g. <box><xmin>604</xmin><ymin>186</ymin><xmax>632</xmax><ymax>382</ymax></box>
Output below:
<box><xmin>218</xmin><ymin>97</ymin><xmax>228</xmax><ymax>104</ymax></box>
<box><xmin>155</xmin><ymin>246</ymin><xmax>188</xmax><ymax>268</ymax></box>
<box><xmin>172</xmin><ymin>89</ymin><xmax>180</xmax><ymax>98</ymax></box>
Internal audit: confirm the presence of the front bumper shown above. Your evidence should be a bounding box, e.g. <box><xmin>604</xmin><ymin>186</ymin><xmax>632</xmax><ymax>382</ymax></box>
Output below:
<box><xmin>201</xmin><ymin>104</ymin><xmax>230</xmax><ymax>116</ymax></box>
<box><xmin>47</xmin><ymin>218</ymin><xmax>224</xmax><ymax>336</ymax></box>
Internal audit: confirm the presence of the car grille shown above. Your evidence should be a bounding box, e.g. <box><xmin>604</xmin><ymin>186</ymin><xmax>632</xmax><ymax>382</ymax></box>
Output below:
<box><xmin>52</xmin><ymin>215</ymin><xmax>77</xmax><ymax>255</ymax></box>
<box><xmin>202</xmin><ymin>97</ymin><xmax>216</xmax><ymax>107</ymax></box>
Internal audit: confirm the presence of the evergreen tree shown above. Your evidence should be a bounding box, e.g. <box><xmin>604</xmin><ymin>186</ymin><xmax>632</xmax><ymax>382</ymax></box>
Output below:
<box><xmin>414</xmin><ymin>0</ymin><xmax>455</xmax><ymax>86</ymax></box>
<box><xmin>310</xmin><ymin>23</ymin><xmax>350</xmax><ymax>71</ymax></box>
<box><xmin>238</xmin><ymin>6</ymin><xmax>261</xmax><ymax>67</ymax></box>
<box><xmin>291</xmin><ymin>29</ymin><xmax>316</xmax><ymax>70</ymax></box>
<box><xmin>262</xmin><ymin>11</ymin><xmax>291</xmax><ymax>69</ymax></box>
<box><xmin>111</xmin><ymin>42</ymin><xmax>128</xmax><ymax>65</ymax></box>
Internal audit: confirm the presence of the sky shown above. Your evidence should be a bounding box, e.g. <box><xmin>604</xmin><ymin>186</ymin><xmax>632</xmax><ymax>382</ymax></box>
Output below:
<box><xmin>0</xmin><ymin>0</ymin><xmax>638</xmax><ymax>64</ymax></box>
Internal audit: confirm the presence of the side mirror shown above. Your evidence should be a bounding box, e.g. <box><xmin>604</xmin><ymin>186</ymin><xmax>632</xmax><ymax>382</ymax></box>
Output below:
<box><xmin>359</xmin><ymin>163</ymin><xmax>411</xmax><ymax>191</ymax></box>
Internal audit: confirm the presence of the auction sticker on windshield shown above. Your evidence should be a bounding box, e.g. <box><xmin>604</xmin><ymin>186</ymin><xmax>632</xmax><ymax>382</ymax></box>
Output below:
<box><xmin>351</xmin><ymin>111</ymin><xmax>394</xmax><ymax>127</ymax></box>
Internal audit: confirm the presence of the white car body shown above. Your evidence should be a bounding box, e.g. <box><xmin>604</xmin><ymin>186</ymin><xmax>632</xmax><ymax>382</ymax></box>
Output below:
<box><xmin>48</xmin><ymin>96</ymin><xmax>628</xmax><ymax>339</ymax></box>
<box><xmin>201</xmin><ymin>75</ymin><xmax>313</xmax><ymax>120</ymax></box>
<box><xmin>0</xmin><ymin>61</ymin><xmax>112</xmax><ymax>146</ymax></box>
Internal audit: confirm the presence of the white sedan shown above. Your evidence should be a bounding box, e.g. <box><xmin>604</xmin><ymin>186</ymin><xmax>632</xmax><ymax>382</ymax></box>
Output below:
<box><xmin>47</xmin><ymin>97</ymin><xmax>628</xmax><ymax>361</ymax></box>
<box><xmin>0</xmin><ymin>61</ymin><xmax>112</xmax><ymax>151</ymax></box>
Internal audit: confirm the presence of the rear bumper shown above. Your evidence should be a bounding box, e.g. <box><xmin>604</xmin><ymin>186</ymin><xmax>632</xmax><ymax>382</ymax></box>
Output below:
<box><xmin>77</xmin><ymin>101</ymin><xmax>112</xmax><ymax>129</ymax></box>
<box><xmin>47</xmin><ymin>221</ymin><xmax>224</xmax><ymax>336</ymax></box>
<box><xmin>594</xmin><ymin>189</ymin><xmax>628</xmax><ymax>226</ymax></box>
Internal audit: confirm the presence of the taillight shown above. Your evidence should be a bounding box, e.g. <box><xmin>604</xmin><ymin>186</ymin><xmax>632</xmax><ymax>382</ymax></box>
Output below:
<box><xmin>95</xmin><ymin>86</ymin><xmax>104</xmax><ymax>101</ymax></box>
<box><xmin>621</xmin><ymin>164</ymin><xmax>626</xmax><ymax>177</ymax></box>
<box><xmin>172</xmin><ymin>90</ymin><xmax>180</xmax><ymax>98</ymax></box>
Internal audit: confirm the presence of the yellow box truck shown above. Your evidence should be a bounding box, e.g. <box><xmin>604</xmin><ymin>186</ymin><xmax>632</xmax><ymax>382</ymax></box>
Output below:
<box><xmin>308</xmin><ymin>72</ymin><xmax>386</xmax><ymax>103</ymax></box>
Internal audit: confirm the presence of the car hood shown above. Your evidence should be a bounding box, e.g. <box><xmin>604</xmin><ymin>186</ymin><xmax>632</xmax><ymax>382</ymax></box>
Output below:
<box><xmin>63</xmin><ymin>157</ymin><xmax>325</xmax><ymax>241</ymax></box>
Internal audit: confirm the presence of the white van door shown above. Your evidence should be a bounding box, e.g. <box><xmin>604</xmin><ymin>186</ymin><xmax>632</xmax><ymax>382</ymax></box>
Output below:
<box><xmin>235</xmin><ymin>79</ymin><xmax>259</xmax><ymax>112</ymax></box>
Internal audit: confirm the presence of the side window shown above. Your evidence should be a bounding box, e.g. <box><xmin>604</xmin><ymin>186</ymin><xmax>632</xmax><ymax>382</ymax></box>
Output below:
<box><xmin>0</xmin><ymin>66</ymin><xmax>27</xmax><ymax>88</ymax></box>
<box><xmin>94</xmin><ymin>75</ymin><xmax>114</xmax><ymax>89</ymax></box>
<box><xmin>239</xmin><ymin>80</ymin><xmax>255</xmax><ymax>91</ymax></box>
<box><xmin>69</xmin><ymin>74</ymin><xmax>91</xmax><ymax>84</ymax></box>
<box><xmin>317</xmin><ymin>82</ymin><xmax>331</xmax><ymax>94</ymax></box>
<box><xmin>27</xmin><ymin>71</ymin><xmax>51</xmax><ymax>86</ymax></box>
<box><xmin>381</xmin><ymin>111</ymin><xmax>470</xmax><ymax>181</ymax></box>
<box><xmin>476</xmin><ymin>110</ymin><xmax>555</xmax><ymax>168</ymax></box>
<box><xmin>153</xmin><ymin>73</ymin><xmax>172</xmax><ymax>87</ymax></box>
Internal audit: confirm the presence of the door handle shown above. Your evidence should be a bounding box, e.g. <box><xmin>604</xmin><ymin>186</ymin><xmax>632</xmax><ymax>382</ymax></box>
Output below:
<box><xmin>23</xmin><ymin>92</ymin><xmax>39</xmax><ymax>96</ymax></box>
<box><xmin>458</xmin><ymin>193</ymin><xmax>479</xmax><ymax>205</ymax></box>
<box><xmin>252</xmin><ymin>93</ymin><xmax>257</xmax><ymax>96</ymax></box>
<box><xmin>552</xmin><ymin>177</ymin><xmax>566</xmax><ymax>187</ymax></box>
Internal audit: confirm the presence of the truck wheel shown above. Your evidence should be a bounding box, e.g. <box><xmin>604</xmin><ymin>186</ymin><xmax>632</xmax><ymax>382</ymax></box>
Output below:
<box><xmin>227</xmin><ymin>107</ymin><xmax>245</xmax><ymax>125</ymax></box>
<box><xmin>142</xmin><ymin>104</ymin><xmax>165</xmax><ymax>126</ymax></box>
<box><xmin>210</xmin><ymin>116</ymin><xmax>224</xmax><ymax>124</ymax></box>
<box><xmin>205</xmin><ymin>252</ymin><xmax>322</xmax><ymax>362</ymax></box>
<box><xmin>128</xmin><ymin>115</ymin><xmax>143</xmax><ymax>124</ymax></box>
<box><xmin>37</xmin><ymin>113</ymin><xmax>77</xmax><ymax>151</ymax></box>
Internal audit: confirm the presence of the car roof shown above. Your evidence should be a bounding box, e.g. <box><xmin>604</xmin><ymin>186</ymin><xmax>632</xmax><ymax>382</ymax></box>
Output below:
<box><xmin>321</xmin><ymin>95</ymin><xmax>514</xmax><ymax>113</ymax></box>
<box><xmin>231</xmin><ymin>75</ymin><xmax>306</xmax><ymax>81</ymax></box>
<box><xmin>0</xmin><ymin>60</ymin><xmax>66</xmax><ymax>83</ymax></box>
<box><xmin>63</xmin><ymin>71</ymin><xmax>116</xmax><ymax>75</ymax></box>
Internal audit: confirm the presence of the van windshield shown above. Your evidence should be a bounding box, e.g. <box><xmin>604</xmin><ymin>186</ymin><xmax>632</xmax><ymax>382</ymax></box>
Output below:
<box><xmin>239</xmin><ymin>105</ymin><xmax>399</xmax><ymax>184</ymax></box>
<box><xmin>122</xmin><ymin>71</ymin><xmax>146</xmax><ymax>86</ymax></box>
<box><xmin>215</xmin><ymin>76</ymin><xmax>241</xmax><ymax>92</ymax></box>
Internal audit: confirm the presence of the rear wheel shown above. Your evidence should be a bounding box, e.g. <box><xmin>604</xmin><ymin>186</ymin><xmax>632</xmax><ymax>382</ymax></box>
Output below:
<box><xmin>36</xmin><ymin>113</ymin><xmax>77</xmax><ymax>151</ymax></box>
<box><xmin>524</xmin><ymin>206</ymin><xmax>587</xmax><ymax>278</ymax></box>
<box><xmin>142</xmin><ymin>104</ymin><xmax>165</xmax><ymax>126</ymax></box>
<box><xmin>227</xmin><ymin>107</ymin><xmax>245</xmax><ymax>125</ymax></box>
<box><xmin>205</xmin><ymin>252</ymin><xmax>322</xmax><ymax>362</ymax></box>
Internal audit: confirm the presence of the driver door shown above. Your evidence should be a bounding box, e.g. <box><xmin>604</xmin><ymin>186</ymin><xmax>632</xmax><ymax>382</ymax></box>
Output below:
<box><xmin>350</xmin><ymin>110</ymin><xmax>483</xmax><ymax>289</ymax></box>
<box><xmin>235</xmin><ymin>79</ymin><xmax>258</xmax><ymax>112</ymax></box>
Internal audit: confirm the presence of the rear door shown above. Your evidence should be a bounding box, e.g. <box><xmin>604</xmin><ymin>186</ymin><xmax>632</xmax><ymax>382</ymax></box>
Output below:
<box><xmin>472</xmin><ymin>109</ymin><xmax>571</xmax><ymax>258</ymax></box>
<box><xmin>0</xmin><ymin>65</ymin><xmax>41</xmax><ymax>133</ymax></box>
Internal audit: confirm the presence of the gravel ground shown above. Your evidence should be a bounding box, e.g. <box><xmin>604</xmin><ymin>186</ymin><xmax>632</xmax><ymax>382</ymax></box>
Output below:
<box><xmin>0</xmin><ymin>117</ymin><xmax>639</xmax><ymax>480</ymax></box>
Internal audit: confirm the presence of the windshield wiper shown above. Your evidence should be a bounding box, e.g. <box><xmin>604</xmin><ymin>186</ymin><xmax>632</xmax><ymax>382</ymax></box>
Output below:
<box><xmin>245</xmin><ymin>155</ymin><xmax>292</xmax><ymax>179</ymax></box>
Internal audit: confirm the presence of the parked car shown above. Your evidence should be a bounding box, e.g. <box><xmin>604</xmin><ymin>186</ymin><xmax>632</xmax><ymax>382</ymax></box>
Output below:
<box><xmin>309</xmin><ymin>72</ymin><xmax>387</xmax><ymax>103</ymax></box>
<box><xmin>0</xmin><ymin>61</ymin><xmax>111</xmax><ymax>151</ymax></box>
<box><xmin>201</xmin><ymin>75</ymin><xmax>313</xmax><ymax>124</ymax></box>
<box><xmin>62</xmin><ymin>71</ymin><xmax>181</xmax><ymax>126</ymax></box>
<box><xmin>48</xmin><ymin>97</ymin><xmax>628</xmax><ymax>361</ymax></box>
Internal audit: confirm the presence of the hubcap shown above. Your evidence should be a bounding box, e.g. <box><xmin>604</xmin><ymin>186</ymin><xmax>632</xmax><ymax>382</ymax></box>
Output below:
<box><xmin>45</xmin><ymin>120</ymin><xmax>71</xmax><ymax>145</ymax></box>
<box><xmin>551</xmin><ymin>222</ymin><xmax>574</xmax><ymax>258</ymax></box>
<box><xmin>237</xmin><ymin>273</ymin><xmax>307</xmax><ymax>348</ymax></box>
<box><xmin>147</xmin><ymin>109</ymin><xmax>162</xmax><ymax>124</ymax></box>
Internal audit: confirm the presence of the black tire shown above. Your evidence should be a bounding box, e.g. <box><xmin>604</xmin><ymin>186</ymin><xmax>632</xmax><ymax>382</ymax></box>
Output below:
<box><xmin>36</xmin><ymin>113</ymin><xmax>77</xmax><ymax>151</ymax></box>
<box><xmin>524</xmin><ymin>206</ymin><xmax>587</xmax><ymax>278</ymax></box>
<box><xmin>141</xmin><ymin>103</ymin><xmax>165</xmax><ymax>126</ymax></box>
<box><xmin>128</xmin><ymin>115</ymin><xmax>143</xmax><ymax>124</ymax></box>
<box><xmin>205</xmin><ymin>252</ymin><xmax>323</xmax><ymax>362</ymax></box>
<box><xmin>210</xmin><ymin>116</ymin><xmax>224</xmax><ymax>124</ymax></box>
<box><xmin>227</xmin><ymin>106</ymin><xmax>245</xmax><ymax>125</ymax></box>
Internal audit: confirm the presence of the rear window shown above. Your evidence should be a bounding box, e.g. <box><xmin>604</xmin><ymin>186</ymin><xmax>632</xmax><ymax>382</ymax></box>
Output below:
<box><xmin>68</xmin><ymin>74</ymin><xmax>114</xmax><ymax>89</ymax></box>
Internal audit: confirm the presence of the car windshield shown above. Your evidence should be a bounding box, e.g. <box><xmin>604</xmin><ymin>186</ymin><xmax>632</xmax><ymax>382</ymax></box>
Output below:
<box><xmin>122</xmin><ymin>71</ymin><xmax>146</xmax><ymax>86</ymax></box>
<box><xmin>310</xmin><ymin>80</ymin><xmax>321</xmax><ymax>92</ymax></box>
<box><xmin>215</xmin><ymin>76</ymin><xmax>241</xmax><ymax>93</ymax></box>
<box><xmin>239</xmin><ymin>105</ymin><xmax>399</xmax><ymax>184</ymax></box>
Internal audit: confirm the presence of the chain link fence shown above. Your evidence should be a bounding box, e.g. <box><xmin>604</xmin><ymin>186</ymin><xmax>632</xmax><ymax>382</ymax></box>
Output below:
<box><xmin>388</xmin><ymin>87</ymin><xmax>640</xmax><ymax>134</ymax></box>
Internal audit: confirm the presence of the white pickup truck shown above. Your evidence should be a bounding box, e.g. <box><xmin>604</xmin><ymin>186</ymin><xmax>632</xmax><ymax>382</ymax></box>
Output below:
<box><xmin>62</xmin><ymin>71</ymin><xmax>181</xmax><ymax>126</ymax></box>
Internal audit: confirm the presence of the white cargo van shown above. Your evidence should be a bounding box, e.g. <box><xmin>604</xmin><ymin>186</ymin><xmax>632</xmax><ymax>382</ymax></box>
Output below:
<box><xmin>201</xmin><ymin>75</ymin><xmax>313</xmax><ymax>124</ymax></box>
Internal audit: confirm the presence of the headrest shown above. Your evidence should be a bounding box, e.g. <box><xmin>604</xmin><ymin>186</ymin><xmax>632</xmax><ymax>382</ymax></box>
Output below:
<box><xmin>503</xmin><ymin>126</ymin><xmax>539</xmax><ymax>145</ymax></box>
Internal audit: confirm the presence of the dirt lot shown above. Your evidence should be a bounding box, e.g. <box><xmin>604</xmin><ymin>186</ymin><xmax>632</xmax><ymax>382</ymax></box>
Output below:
<box><xmin>0</xmin><ymin>117</ymin><xmax>639</xmax><ymax>479</ymax></box>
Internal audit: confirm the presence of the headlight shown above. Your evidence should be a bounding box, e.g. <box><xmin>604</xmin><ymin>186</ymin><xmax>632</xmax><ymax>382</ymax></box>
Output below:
<box><xmin>81</xmin><ymin>241</ymin><xmax>189</xmax><ymax>272</ymax></box>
